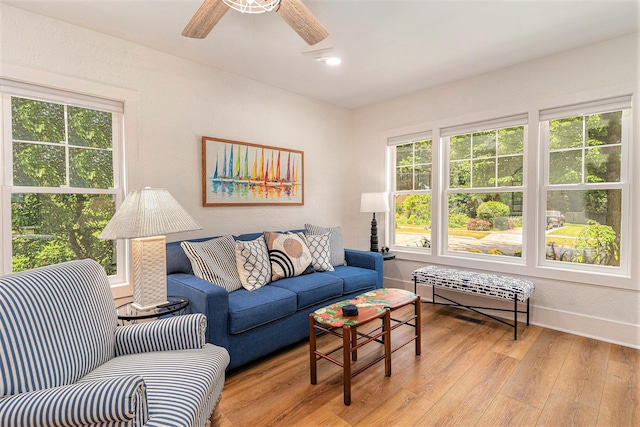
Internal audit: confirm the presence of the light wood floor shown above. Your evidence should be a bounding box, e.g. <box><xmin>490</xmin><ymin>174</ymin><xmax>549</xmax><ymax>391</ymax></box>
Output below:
<box><xmin>217</xmin><ymin>303</ymin><xmax>639</xmax><ymax>426</ymax></box>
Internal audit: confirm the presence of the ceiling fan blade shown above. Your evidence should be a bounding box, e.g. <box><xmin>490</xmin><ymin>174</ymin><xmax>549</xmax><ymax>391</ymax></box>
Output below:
<box><xmin>276</xmin><ymin>0</ymin><xmax>329</xmax><ymax>45</ymax></box>
<box><xmin>182</xmin><ymin>0</ymin><xmax>230</xmax><ymax>39</ymax></box>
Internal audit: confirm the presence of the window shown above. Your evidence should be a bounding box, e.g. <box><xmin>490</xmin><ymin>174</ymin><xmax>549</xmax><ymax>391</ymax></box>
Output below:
<box><xmin>1</xmin><ymin>80</ymin><xmax>124</xmax><ymax>276</ymax></box>
<box><xmin>540</xmin><ymin>96</ymin><xmax>630</xmax><ymax>269</ymax></box>
<box><xmin>389</xmin><ymin>132</ymin><xmax>433</xmax><ymax>249</ymax></box>
<box><xmin>442</xmin><ymin>115</ymin><xmax>527</xmax><ymax>259</ymax></box>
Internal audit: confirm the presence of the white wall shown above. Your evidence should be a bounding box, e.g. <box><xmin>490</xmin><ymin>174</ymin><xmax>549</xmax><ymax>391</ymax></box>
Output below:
<box><xmin>0</xmin><ymin>4</ymin><xmax>352</xmax><ymax>239</ymax></box>
<box><xmin>351</xmin><ymin>34</ymin><xmax>640</xmax><ymax>348</ymax></box>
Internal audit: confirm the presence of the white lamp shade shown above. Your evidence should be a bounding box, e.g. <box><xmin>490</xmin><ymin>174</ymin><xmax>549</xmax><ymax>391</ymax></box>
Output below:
<box><xmin>360</xmin><ymin>192</ymin><xmax>390</xmax><ymax>213</ymax></box>
<box><xmin>99</xmin><ymin>187</ymin><xmax>202</xmax><ymax>240</ymax></box>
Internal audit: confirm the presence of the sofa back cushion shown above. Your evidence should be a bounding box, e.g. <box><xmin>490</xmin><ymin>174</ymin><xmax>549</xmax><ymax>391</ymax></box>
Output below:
<box><xmin>0</xmin><ymin>259</ymin><xmax>117</xmax><ymax>397</ymax></box>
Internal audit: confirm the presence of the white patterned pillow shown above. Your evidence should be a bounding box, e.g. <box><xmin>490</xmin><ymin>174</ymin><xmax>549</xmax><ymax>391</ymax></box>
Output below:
<box><xmin>304</xmin><ymin>224</ymin><xmax>346</xmax><ymax>267</ymax></box>
<box><xmin>264</xmin><ymin>231</ymin><xmax>312</xmax><ymax>281</ymax></box>
<box><xmin>300</xmin><ymin>232</ymin><xmax>334</xmax><ymax>272</ymax></box>
<box><xmin>235</xmin><ymin>237</ymin><xmax>271</xmax><ymax>291</ymax></box>
<box><xmin>181</xmin><ymin>235</ymin><xmax>243</xmax><ymax>293</ymax></box>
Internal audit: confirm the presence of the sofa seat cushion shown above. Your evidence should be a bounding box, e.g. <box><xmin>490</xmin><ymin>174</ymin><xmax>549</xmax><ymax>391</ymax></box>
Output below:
<box><xmin>326</xmin><ymin>266</ymin><xmax>379</xmax><ymax>294</ymax></box>
<box><xmin>269</xmin><ymin>272</ymin><xmax>343</xmax><ymax>310</ymax></box>
<box><xmin>79</xmin><ymin>344</ymin><xmax>229</xmax><ymax>427</ymax></box>
<box><xmin>227</xmin><ymin>286</ymin><xmax>297</xmax><ymax>334</ymax></box>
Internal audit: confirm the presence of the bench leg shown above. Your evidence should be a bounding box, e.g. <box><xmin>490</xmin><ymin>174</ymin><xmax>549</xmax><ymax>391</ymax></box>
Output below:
<box><xmin>527</xmin><ymin>298</ymin><xmax>530</xmax><ymax>326</ymax></box>
<box><xmin>309</xmin><ymin>314</ymin><xmax>317</xmax><ymax>385</ymax></box>
<box><xmin>513</xmin><ymin>294</ymin><xmax>518</xmax><ymax>341</ymax></box>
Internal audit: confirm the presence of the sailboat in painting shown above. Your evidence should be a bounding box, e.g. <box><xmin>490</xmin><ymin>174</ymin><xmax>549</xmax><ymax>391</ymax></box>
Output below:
<box><xmin>207</xmin><ymin>138</ymin><xmax>302</xmax><ymax>204</ymax></box>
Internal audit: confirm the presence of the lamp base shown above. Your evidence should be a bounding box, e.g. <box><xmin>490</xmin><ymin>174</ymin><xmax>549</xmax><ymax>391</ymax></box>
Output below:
<box><xmin>369</xmin><ymin>213</ymin><xmax>379</xmax><ymax>252</ymax></box>
<box><xmin>131</xmin><ymin>236</ymin><xmax>168</xmax><ymax>310</ymax></box>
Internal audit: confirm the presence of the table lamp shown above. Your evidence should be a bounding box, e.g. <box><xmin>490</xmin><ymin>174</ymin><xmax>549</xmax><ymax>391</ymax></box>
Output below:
<box><xmin>360</xmin><ymin>192</ymin><xmax>390</xmax><ymax>253</ymax></box>
<box><xmin>99</xmin><ymin>187</ymin><xmax>202</xmax><ymax>310</ymax></box>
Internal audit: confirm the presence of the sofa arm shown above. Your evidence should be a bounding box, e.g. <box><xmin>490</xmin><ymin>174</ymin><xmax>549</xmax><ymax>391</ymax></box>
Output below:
<box><xmin>115</xmin><ymin>313</ymin><xmax>206</xmax><ymax>356</ymax></box>
<box><xmin>167</xmin><ymin>273</ymin><xmax>231</xmax><ymax>351</ymax></box>
<box><xmin>0</xmin><ymin>376</ymin><xmax>147</xmax><ymax>427</ymax></box>
<box><xmin>345</xmin><ymin>249</ymin><xmax>384</xmax><ymax>289</ymax></box>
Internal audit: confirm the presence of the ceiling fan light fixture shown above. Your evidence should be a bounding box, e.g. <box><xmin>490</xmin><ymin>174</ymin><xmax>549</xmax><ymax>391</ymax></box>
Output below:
<box><xmin>324</xmin><ymin>56</ymin><xmax>342</xmax><ymax>66</ymax></box>
<box><xmin>222</xmin><ymin>0</ymin><xmax>280</xmax><ymax>14</ymax></box>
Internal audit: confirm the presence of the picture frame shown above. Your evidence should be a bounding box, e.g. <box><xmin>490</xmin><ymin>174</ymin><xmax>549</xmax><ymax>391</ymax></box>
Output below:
<box><xmin>202</xmin><ymin>136</ymin><xmax>304</xmax><ymax>206</ymax></box>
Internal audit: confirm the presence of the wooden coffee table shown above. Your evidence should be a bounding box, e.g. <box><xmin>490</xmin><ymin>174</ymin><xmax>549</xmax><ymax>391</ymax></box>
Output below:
<box><xmin>309</xmin><ymin>288</ymin><xmax>421</xmax><ymax>405</ymax></box>
<box><xmin>309</xmin><ymin>298</ymin><xmax>391</xmax><ymax>405</ymax></box>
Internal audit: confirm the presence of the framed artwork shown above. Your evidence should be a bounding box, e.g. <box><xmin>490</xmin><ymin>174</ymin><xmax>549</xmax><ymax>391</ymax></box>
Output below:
<box><xmin>202</xmin><ymin>136</ymin><xmax>304</xmax><ymax>206</ymax></box>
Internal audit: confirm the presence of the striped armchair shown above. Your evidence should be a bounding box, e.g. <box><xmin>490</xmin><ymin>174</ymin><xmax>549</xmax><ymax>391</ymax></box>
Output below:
<box><xmin>0</xmin><ymin>259</ymin><xmax>230</xmax><ymax>427</ymax></box>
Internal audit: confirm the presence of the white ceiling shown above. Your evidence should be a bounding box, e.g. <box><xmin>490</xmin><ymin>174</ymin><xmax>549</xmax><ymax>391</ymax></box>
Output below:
<box><xmin>3</xmin><ymin>0</ymin><xmax>639</xmax><ymax>109</ymax></box>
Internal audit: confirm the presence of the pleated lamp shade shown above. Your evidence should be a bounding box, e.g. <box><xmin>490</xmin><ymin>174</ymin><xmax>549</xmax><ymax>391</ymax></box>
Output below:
<box><xmin>99</xmin><ymin>187</ymin><xmax>202</xmax><ymax>239</ymax></box>
<box><xmin>99</xmin><ymin>187</ymin><xmax>202</xmax><ymax>310</ymax></box>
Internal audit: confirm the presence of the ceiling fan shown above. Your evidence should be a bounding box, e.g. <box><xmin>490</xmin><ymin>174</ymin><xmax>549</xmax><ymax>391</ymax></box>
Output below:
<box><xmin>182</xmin><ymin>0</ymin><xmax>329</xmax><ymax>45</ymax></box>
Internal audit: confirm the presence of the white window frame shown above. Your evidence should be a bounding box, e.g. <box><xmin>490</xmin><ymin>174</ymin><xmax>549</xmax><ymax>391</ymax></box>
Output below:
<box><xmin>441</xmin><ymin>114</ymin><xmax>528</xmax><ymax>263</ymax></box>
<box><xmin>0</xmin><ymin>64</ymin><xmax>139</xmax><ymax>298</ymax></box>
<box><xmin>388</xmin><ymin>131</ymin><xmax>434</xmax><ymax>253</ymax></box>
<box><xmin>538</xmin><ymin>96</ymin><xmax>632</xmax><ymax>276</ymax></box>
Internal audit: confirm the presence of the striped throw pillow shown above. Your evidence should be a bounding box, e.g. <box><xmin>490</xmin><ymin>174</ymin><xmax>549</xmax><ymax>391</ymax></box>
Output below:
<box><xmin>181</xmin><ymin>235</ymin><xmax>243</xmax><ymax>293</ymax></box>
<box><xmin>305</xmin><ymin>224</ymin><xmax>346</xmax><ymax>267</ymax></box>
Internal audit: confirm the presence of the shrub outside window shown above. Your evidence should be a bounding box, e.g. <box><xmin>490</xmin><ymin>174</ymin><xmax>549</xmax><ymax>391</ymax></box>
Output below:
<box><xmin>445</xmin><ymin>124</ymin><xmax>526</xmax><ymax>259</ymax></box>
<box><xmin>542</xmin><ymin>104</ymin><xmax>628</xmax><ymax>269</ymax></box>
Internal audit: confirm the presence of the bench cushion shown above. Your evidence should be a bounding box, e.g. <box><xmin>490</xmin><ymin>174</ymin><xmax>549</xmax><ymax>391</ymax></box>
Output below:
<box><xmin>413</xmin><ymin>266</ymin><xmax>534</xmax><ymax>302</ymax></box>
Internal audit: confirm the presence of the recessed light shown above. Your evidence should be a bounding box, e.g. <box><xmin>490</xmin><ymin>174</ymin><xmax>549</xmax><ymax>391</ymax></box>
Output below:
<box><xmin>324</xmin><ymin>57</ymin><xmax>342</xmax><ymax>66</ymax></box>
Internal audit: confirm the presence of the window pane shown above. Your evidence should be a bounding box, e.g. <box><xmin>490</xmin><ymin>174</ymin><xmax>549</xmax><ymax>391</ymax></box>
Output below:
<box><xmin>11</xmin><ymin>98</ymin><xmax>65</xmax><ymax>143</ymax></box>
<box><xmin>472</xmin><ymin>158</ymin><xmax>495</xmax><ymax>188</ymax></box>
<box><xmin>450</xmin><ymin>160</ymin><xmax>470</xmax><ymax>188</ymax></box>
<box><xmin>414</xmin><ymin>140</ymin><xmax>432</xmax><ymax>163</ymax></box>
<box><xmin>13</xmin><ymin>142</ymin><xmax>65</xmax><ymax>187</ymax></box>
<box><xmin>447</xmin><ymin>192</ymin><xmax>523</xmax><ymax>258</ymax></box>
<box><xmin>450</xmin><ymin>134</ymin><xmax>471</xmax><ymax>161</ymax></box>
<box><xmin>585</xmin><ymin>146</ymin><xmax>621</xmax><ymax>183</ymax></box>
<box><xmin>472</xmin><ymin>130</ymin><xmax>496</xmax><ymax>158</ymax></box>
<box><xmin>550</xmin><ymin>117</ymin><xmax>583</xmax><ymax>149</ymax></box>
<box><xmin>549</xmin><ymin>149</ymin><xmax>582</xmax><ymax>184</ymax></box>
<box><xmin>415</xmin><ymin>164</ymin><xmax>431</xmax><ymax>190</ymax></box>
<box><xmin>396</xmin><ymin>143</ymin><xmax>413</xmax><ymax>166</ymax></box>
<box><xmin>394</xmin><ymin>194</ymin><xmax>431</xmax><ymax>248</ymax></box>
<box><xmin>546</xmin><ymin>189</ymin><xmax>621</xmax><ymax>266</ymax></box>
<box><xmin>498</xmin><ymin>126</ymin><xmax>524</xmax><ymax>155</ymax></box>
<box><xmin>586</xmin><ymin>111</ymin><xmax>622</xmax><ymax>147</ymax></box>
<box><xmin>70</xmin><ymin>148</ymin><xmax>114</xmax><ymax>188</ymax></box>
<box><xmin>396</xmin><ymin>166</ymin><xmax>413</xmax><ymax>190</ymax></box>
<box><xmin>11</xmin><ymin>193</ymin><xmax>117</xmax><ymax>274</ymax></box>
<box><xmin>68</xmin><ymin>106</ymin><xmax>113</xmax><ymax>149</ymax></box>
<box><xmin>497</xmin><ymin>155</ymin><xmax>523</xmax><ymax>186</ymax></box>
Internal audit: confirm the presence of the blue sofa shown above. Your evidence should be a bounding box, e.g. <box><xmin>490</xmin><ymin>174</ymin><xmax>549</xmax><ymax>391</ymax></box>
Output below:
<box><xmin>166</xmin><ymin>230</ymin><xmax>384</xmax><ymax>370</ymax></box>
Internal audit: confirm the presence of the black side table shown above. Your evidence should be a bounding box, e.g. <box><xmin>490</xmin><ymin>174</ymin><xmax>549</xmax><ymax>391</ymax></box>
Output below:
<box><xmin>116</xmin><ymin>296</ymin><xmax>189</xmax><ymax>325</ymax></box>
<box><xmin>382</xmin><ymin>252</ymin><xmax>396</xmax><ymax>261</ymax></box>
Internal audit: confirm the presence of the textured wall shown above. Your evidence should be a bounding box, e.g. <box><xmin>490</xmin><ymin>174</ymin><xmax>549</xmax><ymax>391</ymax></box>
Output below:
<box><xmin>350</xmin><ymin>33</ymin><xmax>640</xmax><ymax>347</ymax></box>
<box><xmin>1</xmin><ymin>4</ymin><xmax>352</xmax><ymax>243</ymax></box>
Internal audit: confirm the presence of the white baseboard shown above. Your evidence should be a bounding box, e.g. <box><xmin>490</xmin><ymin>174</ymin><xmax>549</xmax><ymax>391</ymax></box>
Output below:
<box><xmin>385</xmin><ymin>277</ymin><xmax>640</xmax><ymax>349</ymax></box>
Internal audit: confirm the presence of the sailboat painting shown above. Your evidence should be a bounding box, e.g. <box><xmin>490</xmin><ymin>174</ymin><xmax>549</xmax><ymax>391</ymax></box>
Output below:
<box><xmin>202</xmin><ymin>136</ymin><xmax>304</xmax><ymax>206</ymax></box>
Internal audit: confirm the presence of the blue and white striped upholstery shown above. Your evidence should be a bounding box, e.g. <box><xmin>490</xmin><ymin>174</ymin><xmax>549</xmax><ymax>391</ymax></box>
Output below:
<box><xmin>115</xmin><ymin>313</ymin><xmax>207</xmax><ymax>356</ymax></box>
<box><xmin>0</xmin><ymin>259</ymin><xmax>230</xmax><ymax>427</ymax></box>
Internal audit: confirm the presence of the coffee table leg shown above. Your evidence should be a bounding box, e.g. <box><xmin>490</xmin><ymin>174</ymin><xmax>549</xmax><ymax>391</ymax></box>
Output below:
<box><xmin>351</xmin><ymin>327</ymin><xmax>358</xmax><ymax>361</ymax></box>
<box><xmin>415</xmin><ymin>296</ymin><xmax>422</xmax><ymax>356</ymax></box>
<box><xmin>309</xmin><ymin>314</ymin><xmax>317</xmax><ymax>385</ymax></box>
<box><xmin>343</xmin><ymin>324</ymin><xmax>351</xmax><ymax>405</ymax></box>
<box><xmin>384</xmin><ymin>309</ymin><xmax>391</xmax><ymax>377</ymax></box>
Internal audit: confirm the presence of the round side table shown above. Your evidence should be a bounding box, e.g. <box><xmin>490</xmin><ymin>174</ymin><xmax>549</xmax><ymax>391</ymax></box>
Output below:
<box><xmin>116</xmin><ymin>296</ymin><xmax>189</xmax><ymax>324</ymax></box>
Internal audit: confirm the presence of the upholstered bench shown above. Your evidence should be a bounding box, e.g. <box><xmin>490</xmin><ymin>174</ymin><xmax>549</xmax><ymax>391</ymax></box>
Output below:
<box><xmin>412</xmin><ymin>266</ymin><xmax>534</xmax><ymax>340</ymax></box>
